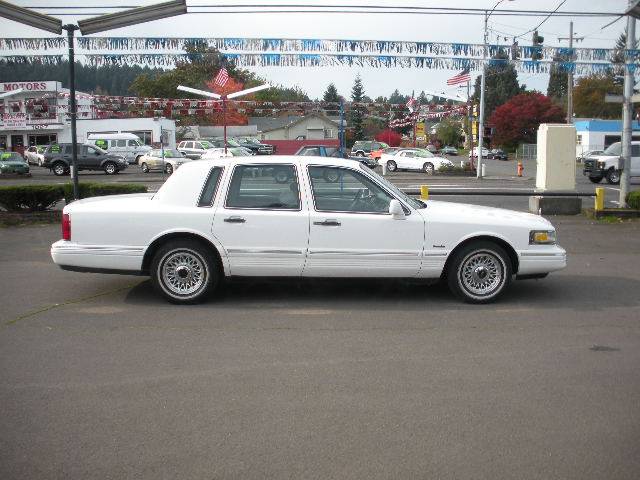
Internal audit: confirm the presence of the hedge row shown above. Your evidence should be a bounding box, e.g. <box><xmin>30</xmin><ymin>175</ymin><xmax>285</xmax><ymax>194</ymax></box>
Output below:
<box><xmin>0</xmin><ymin>183</ymin><xmax>148</xmax><ymax>212</ymax></box>
<box><xmin>627</xmin><ymin>191</ymin><xmax>640</xmax><ymax>209</ymax></box>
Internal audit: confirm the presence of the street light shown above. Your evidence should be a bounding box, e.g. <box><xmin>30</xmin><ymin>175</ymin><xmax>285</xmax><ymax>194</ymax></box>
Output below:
<box><xmin>177</xmin><ymin>84</ymin><xmax>270</xmax><ymax>153</ymax></box>
<box><xmin>77</xmin><ymin>0</ymin><xmax>186</xmax><ymax>35</ymax></box>
<box><xmin>0</xmin><ymin>0</ymin><xmax>187</xmax><ymax>200</ymax></box>
<box><xmin>477</xmin><ymin>0</ymin><xmax>514</xmax><ymax>179</ymax></box>
<box><xmin>0</xmin><ymin>0</ymin><xmax>61</xmax><ymax>33</ymax></box>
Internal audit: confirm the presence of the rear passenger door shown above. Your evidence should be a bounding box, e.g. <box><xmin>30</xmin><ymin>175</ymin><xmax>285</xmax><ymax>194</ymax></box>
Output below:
<box><xmin>212</xmin><ymin>163</ymin><xmax>309</xmax><ymax>276</ymax></box>
<box><xmin>631</xmin><ymin>144</ymin><xmax>640</xmax><ymax>175</ymax></box>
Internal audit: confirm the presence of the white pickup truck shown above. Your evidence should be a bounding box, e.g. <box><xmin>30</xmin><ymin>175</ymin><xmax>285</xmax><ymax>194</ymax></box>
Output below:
<box><xmin>583</xmin><ymin>141</ymin><xmax>640</xmax><ymax>184</ymax></box>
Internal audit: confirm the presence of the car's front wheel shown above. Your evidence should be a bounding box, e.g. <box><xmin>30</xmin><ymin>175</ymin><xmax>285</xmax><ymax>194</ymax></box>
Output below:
<box><xmin>165</xmin><ymin>163</ymin><xmax>173</xmax><ymax>175</ymax></box>
<box><xmin>386</xmin><ymin>160</ymin><xmax>397</xmax><ymax>172</ymax></box>
<box><xmin>605</xmin><ymin>168</ymin><xmax>620</xmax><ymax>185</ymax></box>
<box><xmin>52</xmin><ymin>161</ymin><xmax>67</xmax><ymax>176</ymax></box>
<box><xmin>447</xmin><ymin>241</ymin><xmax>512</xmax><ymax>303</ymax></box>
<box><xmin>103</xmin><ymin>161</ymin><xmax>117</xmax><ymax>175</ymax></box>
<box><xmin>151</xmin><ymin>239</ymin><xmax>219</xmax><ymax>304</ymax></box>
<box><xmin>423</xmin><ymin>162</ymin><xmax>434</xmax><ymax>175</ymax></box>
<box><xmin>141</xmin><ymin>162</ymin><xmax>149</xmax><ymax>173</ymax></box>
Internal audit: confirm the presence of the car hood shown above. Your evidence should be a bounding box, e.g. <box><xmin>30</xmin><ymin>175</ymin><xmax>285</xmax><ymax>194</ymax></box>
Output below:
<box><xmin>588</xmin><ymin>154</ymin><xmax>617</xmax><ymax>161</ymax></box>
<box><xmin>422</xmin><ymin>200</ymin><xmax>553</xmax><ymax>230</ymax></box>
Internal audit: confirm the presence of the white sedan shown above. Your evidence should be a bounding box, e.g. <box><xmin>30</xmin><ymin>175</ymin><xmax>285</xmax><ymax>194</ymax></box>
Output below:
<box><xmin>381</xmin><ymin>148</ymin><xmax>454</xmax><ymax>174</ymax></box>
<box><xmin>51</xmin><ymin>156</ymin><xmax>566</xmax><ymax>304</ymax></box>
<box><xmin>138</xmin><ymin>149</ymin><xmax>192</xmax><ymax>174</ymax></box>
<box><xmin>24</xmin><ymin>146</ymin><xmax>46</xmax><ymax>166</ymax></box>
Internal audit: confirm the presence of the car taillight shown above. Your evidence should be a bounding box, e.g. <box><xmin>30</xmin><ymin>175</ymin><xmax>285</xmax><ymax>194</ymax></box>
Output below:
<box><xmin>62</xmin><ymin>213</ymin><xmax>71</xmax><ymax>241</ymax></box>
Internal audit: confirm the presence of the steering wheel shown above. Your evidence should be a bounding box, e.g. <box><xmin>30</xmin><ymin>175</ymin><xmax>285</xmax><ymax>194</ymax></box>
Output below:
<box><xmin>349</xmin><ymin>188</ymin><xmax>378</xmax><ymax>211</ymax></box>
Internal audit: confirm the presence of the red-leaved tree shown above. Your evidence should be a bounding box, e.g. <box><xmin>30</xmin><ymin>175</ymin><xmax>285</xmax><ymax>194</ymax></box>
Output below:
<box><xmin>489</xmin><ymin>92</ymin><xmax>565</xmax><ymax>150</ymax></box>
<box><xmin>375</xmin><ymin>129</ymin><xmax>402</xmax><ymax>146</ymax></box>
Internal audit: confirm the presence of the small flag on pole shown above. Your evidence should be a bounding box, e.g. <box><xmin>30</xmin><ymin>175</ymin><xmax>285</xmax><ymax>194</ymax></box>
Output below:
<box><xmin>406</xmin><ymin>97</ymin><xmax>417</xmax><ymax>113</ymax></box>
<box><xmin>447</xmin><ymin>69</ymin><xmax>471</xmax><ymax>86</ymax></box>
<box><xmin>213</xmin><ymin>68</ymin><xmax>229</xmax><ymax>88</ymax></box>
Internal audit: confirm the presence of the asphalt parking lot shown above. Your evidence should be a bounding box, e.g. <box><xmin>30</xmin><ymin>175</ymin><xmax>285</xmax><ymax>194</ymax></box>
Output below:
<box><xmin>1</xmin><ymin>212</ymin><xmax>640</xmax><ymax>478</ymax></box>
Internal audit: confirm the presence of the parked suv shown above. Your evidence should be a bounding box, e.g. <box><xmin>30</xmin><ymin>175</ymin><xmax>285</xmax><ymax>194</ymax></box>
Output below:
<box><xmin>233</xmin><ymin>137</ymin><xmax>274</xmax><ymax>155</ymax></box>
<box><xmin>350</xmin><ymin>141</ymin><xmax>388</xmax><ymax>158</ymax></box>
<box><xmin>583</xmin><ymin>141</ymin><xmax>640</xmax><ymax>184</ymax></box>
<box><xmin>177</xmin><ymin>140</ymin><xmax>216</xmax><ymax>159</ymax></box>
<box><xmin>86</xmin><ymin>133</ymin><xmax>151</xmax><ymax>165</ymax></box>
<box><xmin>43</xmin><ymin>144</ymin><xmax>128</xmax><ymax>176</ymax></box>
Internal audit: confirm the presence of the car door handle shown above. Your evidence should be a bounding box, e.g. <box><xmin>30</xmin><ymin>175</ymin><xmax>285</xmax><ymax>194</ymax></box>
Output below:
<box><xmin>224</xmin><ymin>216</ymin><xmax>246</xmax><ymax>223</ymax></box>
<box><xmin>314</xmin><ymin>219</ymin><xmax>341</xmax><ymax>226</ymax></box>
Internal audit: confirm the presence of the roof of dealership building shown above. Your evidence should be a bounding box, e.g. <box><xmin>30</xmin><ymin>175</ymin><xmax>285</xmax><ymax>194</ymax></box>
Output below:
<box><xmin>573</xmin><ymin>119</ymin><xmax>640</xmax><ymax>132</ymax></box>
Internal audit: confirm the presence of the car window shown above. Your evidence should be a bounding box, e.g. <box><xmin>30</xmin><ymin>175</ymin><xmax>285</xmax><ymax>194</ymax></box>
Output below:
<box><xmin>87</xmin><ymin>146</ymin><xmax>101</xmax><ymax>155</ymax></box>
<box><xmin>226</xmin><ymin>164</ymin><xmax>300</xmax><ymax>210</ymax></box>
<box><xmin>94</xmin><ymin>139</ymin><xmax>108</xmax><ymax>150</ymax></box>
<box><xmin>128</xmin><ymin>140</ymin><xmax>139</xmax><ymax>147</ymax></box>
<box><xmin>64</xmin><ymin>145</ymin><xmax>72</xmax><ymax>155</ymax></box>
<box><xmin>603</xmin><ymin>143</ymin><xmax>621</xmax><ymax>156</ymax></box>
<box><xmin>632</xmin><ymin>145</ymin><xmax>640</xmax><ymax>157</ymax></box>
<box><xmin>198</xmin><ymin>167</ymin><xmax>224</xmax><ymax>207</ymax></box>
<box><xmin>308</xmin><ymin>166</ymin><xmax>394</xmax><ymax>214</ymax></box>
<box><xmin>302</xmin><ymin>147</ymin><xmax>320</xmax><ymax>156</ymax></box>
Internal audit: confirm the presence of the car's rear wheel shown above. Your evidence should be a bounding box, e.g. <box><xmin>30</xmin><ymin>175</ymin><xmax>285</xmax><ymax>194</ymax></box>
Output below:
<box><xmin>52</xmin><ymin>161</ymin><xmax>67</xmax><ymax>176</ymax></box>
<box><xmin>447</xmin><ymin>241</ymin><xmax>512</xmax><ymax>303</ymax></box>
<box><xmin>135</xmin><ymin>156</ymin><xmax>142</xmax><ymax>165</ymax></box>
<box><xmin>103</xmin><ymin>162</ymin><xmax>117</xmax><ymax>175</ymax></box>
<box><xmin>605</xmin><ymin>168</ymin><xmax>620</xmax><ymax>185</ymax></box>
<box><xmin>141</xmin><ymin>162</ymin><xmax>149</xmax><ymax>173</ymax></box>
<box><xmin>386</xmin><ymin>160</ymin><xmax>397</xmax><ymax>172</ymax></box>
<box><xmin>151</xmin><ymin>239</ymin><xmax>219</xmax><ymax>304</ymax></box>
<box><xmin>165</xmin><ymin>163</ymin><xmax>174</xmax><ymax>175</ymax></box>
<box><xmin>423</xmin><ymin>162</ymin><xmax>434</xmax><ymax>175</ymax></box>
<box><xmin>588</xmin><ymin>175</ymin><xmax>603</xmax><ymax>183</ymax></box>
<box><xmin>355</xmin><ymin>151</ymin><xmax>365</xmax><ymax>157</ymax></box>
<box><xmin>322</xmin><ymin>168</ymin><xmax>340</xmax><ymax>183</ymax></box>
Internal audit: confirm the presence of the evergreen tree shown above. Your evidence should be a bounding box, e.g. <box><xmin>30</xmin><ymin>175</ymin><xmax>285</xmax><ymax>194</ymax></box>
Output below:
<box><xmin>547</xmin><ymin>54</ymin><xmax>569</xmax><ymax>104</ymax></box>
<box><xmin>389</xmin><ymin>89</ymin><xmax>408</xmax><ymax>104</ymax></box>
<box><xmin>472</xmin><ymin>50</ymin><xmax>522</xmax><ymax>119</ymax></box>
<box><xmin>350</xmin><ymin>74</ymin><xmax>366</xmax><ymax>142</ymax></box>
<box><xmin>322</xmin><ymin>83</ymin><xmax>340</xmax><ymax>103</ymax></box>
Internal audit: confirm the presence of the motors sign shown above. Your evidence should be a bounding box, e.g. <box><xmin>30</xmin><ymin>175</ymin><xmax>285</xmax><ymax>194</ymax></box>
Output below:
<box><xmin>2</xmin><ymin>113</ymin><xmax>27</xmax><ymax>129</ymax></box>
<box><xmin>1</xmin><ymin>81</ymin><xmax>60</xmax><ymax>93</ymax></box>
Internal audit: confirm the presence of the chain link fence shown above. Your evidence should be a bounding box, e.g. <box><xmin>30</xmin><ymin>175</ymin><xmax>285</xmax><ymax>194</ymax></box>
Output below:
<box><xmin>515</xmin><ymin>144</ymin><xmax>537</xmax><ymax>160</ymax></box>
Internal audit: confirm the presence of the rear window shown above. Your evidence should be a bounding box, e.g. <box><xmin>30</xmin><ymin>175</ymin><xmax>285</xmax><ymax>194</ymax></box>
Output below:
<box><xmin>198</xmin><ymin>167</ymin><xmax>224</xmax><ymax>207</ymax></box>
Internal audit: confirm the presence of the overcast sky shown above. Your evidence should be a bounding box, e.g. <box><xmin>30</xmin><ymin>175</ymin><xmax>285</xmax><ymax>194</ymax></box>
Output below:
<box><xmin>2</xmin><ymin>0</ymin><xmax>631</xmax><ymax>99</ymax></box>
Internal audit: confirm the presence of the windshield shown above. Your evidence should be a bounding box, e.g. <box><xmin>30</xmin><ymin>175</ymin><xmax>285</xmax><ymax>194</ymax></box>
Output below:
<box><xmin>199</xmin><ymin>141</ymin><xmax>213</xmax><ymax>149</ymax></box>
<box><xmin>162</xmin><ymin>149</ymin><xmax>182</xmax><ymax>158</ymax></box>
<box><xmin>1</xmin><ymin>152</ymin><xmax>23</xmax><ymax>161</ymax></box>
<box><xmin>414</xmin><ymin>149</ymin><xmax>434</xmax><ymax>158</ymax></box>
<box><xmin>226</xmin><ymin>138</ymin><xmax>241</xmax><ymax>147</ymax></box>
<box><xmin>603</xmin><ymin>142</ymin><xmax>621</xmax><ymax>156</ymax></box>
<box><xmin>360</xmin><ymin>163</ymin><xmax>426</xmax><ymax>209</ymax></box>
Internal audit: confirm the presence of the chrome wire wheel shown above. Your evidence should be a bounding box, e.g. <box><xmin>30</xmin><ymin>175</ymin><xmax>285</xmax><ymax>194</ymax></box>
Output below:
<box><xmin>160</xmin><ymin>249</ymin><xmax>207</xmax><ymax>298</ymax></box>
<box><xmin>458</xmin><ymin>250</ymin><xmax>505</xmax><ymax>299</ymax></box>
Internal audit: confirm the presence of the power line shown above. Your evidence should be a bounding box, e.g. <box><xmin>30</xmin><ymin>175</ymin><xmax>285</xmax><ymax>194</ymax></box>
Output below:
<box><xmin>515</xmin><ymin>0</ymin><xmax>568</xmax><ymax>39</ymax></box>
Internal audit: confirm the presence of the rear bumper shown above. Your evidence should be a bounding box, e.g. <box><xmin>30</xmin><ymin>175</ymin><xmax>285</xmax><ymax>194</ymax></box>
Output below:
<box><xmin>517</xmin><ymin>246</ymin><xmax>567</xmax><ymax>276</ymax></box>
<box><xmin>51</xmin><ymin>240</ymin><xmax>144</xmax><ymax>272</ymax></box>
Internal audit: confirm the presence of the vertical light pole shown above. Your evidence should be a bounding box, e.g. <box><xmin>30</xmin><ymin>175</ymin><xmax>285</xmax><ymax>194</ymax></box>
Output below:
<box><xmin>620</xmin><ymin>0</ymin><xmax>636</xmax><ymax>207</ymax></box>
<box><xmin>567</xmin><ymin>22</ymin><xmax>574</xmax><ymax>124</ymax></box>
<box><xmin>339</xmin><ymin>99</ymin><xmax>344</xmax><ymax>155</ymax></box>
<box><xmin>64</xmin><ymin>24</ymin><xmax>80</xmax><ymax>201</ymax></box>
<box><xmin>477</xmin><ymin>0</ymin><xmax>514</xmax><ymax>179</ymax></box>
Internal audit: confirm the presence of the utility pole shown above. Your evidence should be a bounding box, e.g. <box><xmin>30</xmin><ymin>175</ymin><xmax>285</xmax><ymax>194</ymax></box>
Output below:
<box><xmin>477</xmin><ymin>10</ymin><xmax>488</xmax><ymax>179</ymax></box>
<box><xmin>558</xmin><ymin>22</ymin><xmax>584</xmax><ymax>124</ymax></box>
<box><xmin>621</xmin><ymin>1</ymin><xmax>636</xmax><ymax>208</ymax></box>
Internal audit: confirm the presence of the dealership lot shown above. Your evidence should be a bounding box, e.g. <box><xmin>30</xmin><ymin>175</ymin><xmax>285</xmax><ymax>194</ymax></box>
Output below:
<box><xmin>1</xmin><ymin>212</ymin><xmax>640</xmax><ymax>479</ymax></box>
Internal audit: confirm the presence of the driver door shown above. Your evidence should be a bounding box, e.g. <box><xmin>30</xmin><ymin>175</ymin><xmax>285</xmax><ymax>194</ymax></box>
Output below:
<box><xmin>303</xmin><ymin>165</ymin><xmax>424</xmax><ymax>277</ymax></box>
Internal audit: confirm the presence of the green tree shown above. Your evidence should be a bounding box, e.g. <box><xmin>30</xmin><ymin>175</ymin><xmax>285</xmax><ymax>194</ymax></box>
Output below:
<box><xmin>473</xmin><ymin>50</ymin><xmax>522</xmax><ymax>119</ymax></box>
<box><xmin>389</xmin><ymin>89</ymin><xmax>408</xmax><ymax>104</ymax></box>
<box><xmin>435</xmin><ymin>118</ymin><xmax>462</xmax><ymax>147</ymax></box>
<box><xmin>574</xmin><ymin>74</ymin><xmax>622</xmax><ymax>119</ymax></box>
<box><xmin>322</xmin><ymin>83</ymin><xmax>340</xmax><ymax>103</ymax></box>
<box><xmin>350</xmin><ymin>74</ymin><xmax>366</xmax><ymax>142</ymax></box>
<box><xmin>547</xmin><ymin>54</ymin><xmax>569</xmax><ymax>104</ymax></box>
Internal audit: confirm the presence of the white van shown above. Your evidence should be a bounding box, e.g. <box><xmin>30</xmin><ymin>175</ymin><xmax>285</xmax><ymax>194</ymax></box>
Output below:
<box><xmin>86</xmin><ymin>133</ymin><xmax>152</xmax><ymax>165</ymax></box>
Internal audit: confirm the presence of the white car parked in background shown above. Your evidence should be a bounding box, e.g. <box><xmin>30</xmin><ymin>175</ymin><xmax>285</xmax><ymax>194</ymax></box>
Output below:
<box><xmin>382</xmin><ymin>148</ymin><xmax>454</xmax><ymax>174</ymax></box>
<box><xmin>138</xmin><ymin>149</ymin><xmax>191</xmax><ymax>174</ymax></box>
<box><xmin>24</xmin><ymin>145</ymin><xmax>46</xmax><ymax>166</ymax></box>
<box><xmin>51</xmin><ymin>156</ymin><xmax>566</xmax><ymax>305</ymax></box>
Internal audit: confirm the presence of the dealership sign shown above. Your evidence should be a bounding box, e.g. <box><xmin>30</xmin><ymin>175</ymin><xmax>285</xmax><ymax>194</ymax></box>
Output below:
<box><xmin>1</xmin><ymin>81</ymin><xmax>61</xmax><ymax>93</ymax></box>
<box><xmin>2</xmin><ymin>113</ymin><xmax>27</xmax><ymax>129</ymax></box>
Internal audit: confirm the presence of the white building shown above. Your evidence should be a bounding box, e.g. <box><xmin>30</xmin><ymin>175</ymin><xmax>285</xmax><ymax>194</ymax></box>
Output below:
<box><xmin>574</xmin><ymin>119</ymin><xmax>640</xmax><ymax>156</ymax></box>
<box><xmin>0</xmin><ymin>80</ymin><xmax>176</xmax><ymax>153</ymax></box>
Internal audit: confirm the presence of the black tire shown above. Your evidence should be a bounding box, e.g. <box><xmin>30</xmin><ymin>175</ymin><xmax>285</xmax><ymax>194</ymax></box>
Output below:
<box><xmin>52</xmin><ymin>161</ymin><xmax>68</xmax><ymax>176</ymax></box>
<box><xmin>605</xmin><ymin>168</ymin><xmax>620</xmax><ymax>185</ymax></box>
<box><xmin>386</xmin><ymin>160</ymin><xmax>397</xmax><ymax>172</ymax></box>
<box><xmin>141</xmin><ymin>162</ymin><xmax>149</xmax><ymax>173</ymax></box>
<box><xmin>135</xmin><ymin>156</ymin><xmax>142</xmax><ymax>165</ymax></box>
<box><xmin>150</xmin><ymin>239</ymin><xmax>219</xmax><ymax>304</ymax></box>
<box><xmin>588</xmin><ymin>175</ymin><xmax>603</xmax><ymax>184</ymax></box>
<box><xmin>103</xmin><ymin>161</ymin><xmax>117</xmax><ymax>175</ymax></box>
<box><xmin>356</xmin><ymin>151</ymin><xmax>365</xmax><ymax>157</ymax></box>
<box><xmin>165</xmin><ymin>163</ymin><xmax>174</xmax><ymax>175</ymax></box>
<box><xmin>322</xmin><ymin>168</ymin><xmax>340</xmax><ymax>183</ymax></box>
<box><xmin>423</xmin><ymin>162</ymin><xmax>434</xmax><ymax>175</ymax></box>
<box><xmin>446</xmin><ymin>241</ymin><xmax>512</xmax><ymax>304</ymax></box>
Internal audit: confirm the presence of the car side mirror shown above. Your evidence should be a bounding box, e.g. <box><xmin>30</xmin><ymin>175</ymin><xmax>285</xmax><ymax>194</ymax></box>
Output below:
<box><xmin>389</xmin><ymin>199</ymin><xmax>406</xmax><ymax>219</ymax></box>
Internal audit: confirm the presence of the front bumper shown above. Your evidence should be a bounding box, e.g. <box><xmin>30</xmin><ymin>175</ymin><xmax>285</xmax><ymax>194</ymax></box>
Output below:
<box><xmin>517</xmin><ymin>245</ymin><xmax>567</xmax><ymax>276</ymax></box>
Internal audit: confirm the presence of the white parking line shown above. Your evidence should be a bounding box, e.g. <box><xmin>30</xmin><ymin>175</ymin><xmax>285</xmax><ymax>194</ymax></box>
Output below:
<box><xmin>605</xmin><ymin>187</ymin><xmax>620</xmax><ymax>192</ymax></box>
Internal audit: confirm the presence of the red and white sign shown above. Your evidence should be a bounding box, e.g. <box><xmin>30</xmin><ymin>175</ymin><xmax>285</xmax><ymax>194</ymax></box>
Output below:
<box><xmin>1</xmin><ymin>81</ymin><xmax>60</xmax><ymax>93</ymax></box>
<box><xmin>2</xmin><ymin>113</ymin><xmax>27</xmax><ymax>129</ymax></box>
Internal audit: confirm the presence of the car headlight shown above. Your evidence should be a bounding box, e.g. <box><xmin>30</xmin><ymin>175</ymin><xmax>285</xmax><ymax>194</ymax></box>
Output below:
<box><xmin>597</xmin><ymin>161</ymin><xmax>606</xmax><ymax>168</ymax></box>
<box><xmin>529</xmin><ymin>230</ymin><xmax>557</xmax><ymax>245</ymax></box>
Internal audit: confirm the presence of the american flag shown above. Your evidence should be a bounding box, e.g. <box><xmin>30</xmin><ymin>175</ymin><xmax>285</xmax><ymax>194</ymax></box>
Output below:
<box><xmin>447</xmin><ymin>69</ymin><xmax>471</xmax><ymax>86</ymax></box>
<box><xmin>213</xmin><ymin>68</ymin><xmax>229</xmax><ymax>88</ymax></box>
